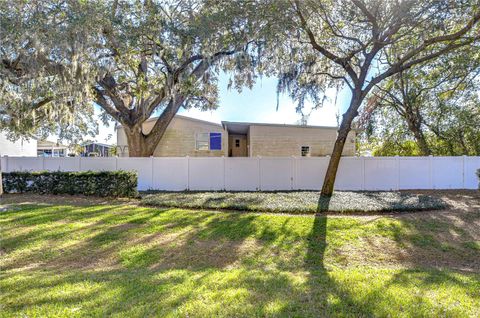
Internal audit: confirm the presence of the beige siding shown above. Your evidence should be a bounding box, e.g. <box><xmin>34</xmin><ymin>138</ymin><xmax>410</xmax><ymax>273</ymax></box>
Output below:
<box><xmin>228</xmin><ymin>134</ymin><xmax>248</xmax><ymax>157</ymax></box>
<box><xmin>248</xmin><ymin>125</ymin><xmax>356</xmax><ymax>157</ymax></box>
<box><xmin>117</xmin><ymin>116</ymin><xmax>227</xmax><ymax>157</ymax></box>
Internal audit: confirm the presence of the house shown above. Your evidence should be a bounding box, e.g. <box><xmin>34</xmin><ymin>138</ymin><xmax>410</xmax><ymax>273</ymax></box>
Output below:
<box><xmin>116</xmin><ymin>115</ymin><xmax>356</xmax><ymax>157</ymax></box>
<box><xmin>81</xmin><ymin>142</ymin><xmax>114</xmax><ymax>157</ymax></box>
<box><xmin>37</xmin><ymin>140</ymin><xmax>69</xmax><ymax>157</ymax></box>
<box><xmin>222</xmin><ymin>121</ymin><xmax>356</xmax><ymax>157</ymax></box>
<box><xmin>116</xmin><ymin>115</ymin><xmax>227</xmax><ymax>157</ymax></box>
<box><xmin>0</xmin><ymin>132</ymin><xmax>37</xmax><ymax>156</ymax></box>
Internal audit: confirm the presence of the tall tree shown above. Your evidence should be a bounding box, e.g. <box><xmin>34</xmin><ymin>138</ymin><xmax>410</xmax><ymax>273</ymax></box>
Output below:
<box><xmin>0</xmin><ymin>0</ymin><xmax>258</xmax><ymax>156</ymax></box>
<box><xmin>267</xmin><ymin>0</ymin><xmax>480</xmax><ymax>196</ymax></box>
<box><xmin>360</xmin><ymin>92</ymin><xmax>480</xmax><ymax>156</ymax></box>
<box><xmin>364</xmin><ymin>48</ymin><xmax>480</xmax><ymax>156</ymax></box>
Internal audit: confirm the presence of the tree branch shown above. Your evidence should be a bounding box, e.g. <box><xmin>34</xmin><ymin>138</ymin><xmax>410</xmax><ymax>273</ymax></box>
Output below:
<box><xmin>293</xmin><ymin>0</ymin><xmax>359</xmax><ymax>84</ymax></box>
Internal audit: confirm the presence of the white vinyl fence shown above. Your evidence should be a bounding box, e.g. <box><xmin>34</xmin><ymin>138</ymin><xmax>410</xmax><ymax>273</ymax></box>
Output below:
<box><xmin>1</xmin><ymin>156</ymin><xmax>479</xmax><ymax>191</ymax></box>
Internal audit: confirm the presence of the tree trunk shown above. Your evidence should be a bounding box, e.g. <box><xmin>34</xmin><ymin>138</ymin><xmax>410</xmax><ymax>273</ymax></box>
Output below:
<box><xmin>406</xmin><ymin>121</ymin><xmax>431</xmax><ymax>156</ymax></box>
<box><xmin>413</xmin><ymin>130</ymin><xmax>431</xmax><ymax>156</ymax></box>
<box><xmin>123</xmin><ymin>96</ymin><xmax>185</xmax><ymax>157</ymax></box>
<box><xmin>124</xmin><ymin>127</ymin><xmax>155</xmax><ymax>157</ymax></box>
<box><xmin>321</xmin><ymin>95</ymin><xmax>361</xmax><ymax>197</ymax></box>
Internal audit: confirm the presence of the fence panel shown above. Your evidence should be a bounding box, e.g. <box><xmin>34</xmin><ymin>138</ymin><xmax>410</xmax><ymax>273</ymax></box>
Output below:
<box><xmin>188</xmin><ymin>157</ymin><xmax>224</xmax><ymax>190</ymax></box>
<box><xmin>335</xmin><ymin>157</ymin><xmax>364</xmax><ymax>190</ymax></box>
<box><xmin>465</xmin><ymin>156</ymin><xmax>480</xmax><ymax>189</ymax></box>
<box><xmin>225</xmin><ymin>158</ymin><xmax>259</xmax><ymax>191</ymax></box>
<box><xmin>152</xmin><ymin>157</ymin><xmax>188</xmax><ymax>191</ymax></box>
<box><xmin>79</xmin><ymin>157</ymin><xmax>116</xmax><ymax>172</ymax></box>
<box><xmin>4</xmin><ymin>157</ymin><xmax>43</xmax><ymax>172</ymax></box>
<box><xmin>364</xmin><ymin>157</ymin><xmax>398</xmax><ymax>190</ymax></box>
<box><xmin>431</xmin><ymin>157</ymin><xmax>463</xmax><ymax>189</ymax></box>
<box><xmin>117</xmin><ymin>158</ymin><xmax>153</xmax><ymax>190</ymax></box>
<box><xmin>295</xmin><ymin>157</ymin><xmax>328</xmax><ymax>190</ymax></box>
<box><xmin>44</xmin><ymin>157</ymin><xmax>80</xmax><ymax>171</ymax></box>
<box><xmin>399</xmin><ymin>157</ymin><xmax>430</xmax><ymax>189</ymax></box>
<box><xmin>259</xmin><ymin>158</ymin><xmax>293</xmax><ymax>191</ymax></box>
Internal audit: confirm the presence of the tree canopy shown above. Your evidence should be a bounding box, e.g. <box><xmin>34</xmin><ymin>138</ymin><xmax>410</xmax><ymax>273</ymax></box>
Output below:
<box><xmin>1</xmin><ymin>0</ymin><xmax>259</xmax><ymax>155</ymax></box>
<box><xmin>1</xmin><ymin>0</ymin><xmax>480</xmax><ymax>196</ymax></box>
<box><xmin>260</xmin><ymin>0</ymin><xmax>480</xmax><ymax>195</ymax></box>
<box><xmin>359</xmin><ymin>45</ymin><xmax>480</xmax><ymax>156</ymax></box>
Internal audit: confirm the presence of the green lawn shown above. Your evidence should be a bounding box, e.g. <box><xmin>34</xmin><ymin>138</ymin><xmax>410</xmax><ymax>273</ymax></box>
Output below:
<box><xmin>1</xmin><ymin>201</ymin><xmax>479</xmax><ymax>317</ymax></box>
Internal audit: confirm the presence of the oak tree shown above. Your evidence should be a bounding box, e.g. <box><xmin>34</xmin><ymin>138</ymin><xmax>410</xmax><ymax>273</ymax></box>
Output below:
<box><xmin>1</xmin><ymin>0</ymin><xmax>258</xmax><ymax>156</ymax></box>
<box><xmin>267</xmin><ymin>0</ymin><xmax>480</xmax><ymax>195</ymax></box>
<box><xmin>364</xmin><ymin>49</ymin><xmax>480</xmax><ymax>156</ymax></box>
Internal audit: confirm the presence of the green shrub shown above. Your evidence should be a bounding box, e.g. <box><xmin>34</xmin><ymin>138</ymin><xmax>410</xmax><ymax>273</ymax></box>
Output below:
<box><xmin>2</xmin><ymin>171</ymin><xmax>137</xmax><ymax>198</ymax></box>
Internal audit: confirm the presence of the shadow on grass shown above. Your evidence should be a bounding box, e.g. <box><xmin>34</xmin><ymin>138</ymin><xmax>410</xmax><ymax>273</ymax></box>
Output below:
<box><xmin>1</xmin><ymin>195</ymin><xmax>479</xmax><ymax>316</ymax></box>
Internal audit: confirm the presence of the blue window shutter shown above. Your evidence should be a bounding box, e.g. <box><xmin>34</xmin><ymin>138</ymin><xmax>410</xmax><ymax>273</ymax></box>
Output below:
<box><xmin>209</xmin><ymin>133</ymin><xmax>222</xmax><ymax>150</ymax></box>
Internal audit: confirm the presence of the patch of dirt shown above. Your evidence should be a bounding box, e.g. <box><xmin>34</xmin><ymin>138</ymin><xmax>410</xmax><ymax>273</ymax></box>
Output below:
<box><xmin>331</xmin><ymin>190</ymin><xmax>480</xmax><ymax>273</ymax></box>
<box><xmin>0</xmin><ymin>193</ymin><xmax>139</xmax><ymax>206</ymax></box>
<box><xmin>335</xmin><ymin>235</ymin><xmax>480</xmax><ymax>273</ymax></box>
<box><xmin>149</xmin><ymin>238</ymin><xmax>263</xmax><ymax>270</ymax></box>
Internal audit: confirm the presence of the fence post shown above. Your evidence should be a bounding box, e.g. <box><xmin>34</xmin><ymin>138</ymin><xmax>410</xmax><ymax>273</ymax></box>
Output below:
<box><xmin>151</xmin><ymin>156</ymin><xmax>154</xmax><ymax>190</ymax></box>
<box><xmin>361</xmin><ymin>156</ymin><xmax>365</xmax><ymax>191</ymax></box>
<box><xmin>462</xmin><ymin>155</ymin><xmax>467</xmax><ymax>189</ymax></box>
<box><xmin>257</xmin><ymin>156</ymin><xmax>261</xmax><ymax>191</ymax></box>
<box><xmin>5</xmin><ymin>156</ymin><xmax>8</xmax><ymax>173</ymax></box>
<box><xmin>291</xmin><ymin>156</ymin><xmax>295</xmax><ymax>190</ymax></box>
<box><xmin>41</xmin><ymin>156</ymin><xmax>45</xmax><ymax>170</ymax></box>
<box><xmin>186</xmin><ymin>156</ymin><xmax>190</xmax><ymax>191</ymax></box>
<box><xmin>79</xmin><ymin>156</ymin><xmax>82</xmax><ymax>171</ymax></box>
<box><xmin>395</xmin><ymin>155</ymin><xmax>400</xmax><ymax>191</ymax></box>
<box><xmin>429</xmin><ymin>155</ymin><xmax>433</xmax><ymax>189</ymax></box>
<box><xmin>223</xmin><ymin>156</ymin><xmax>226</xmax><ymax>191</ymax></box>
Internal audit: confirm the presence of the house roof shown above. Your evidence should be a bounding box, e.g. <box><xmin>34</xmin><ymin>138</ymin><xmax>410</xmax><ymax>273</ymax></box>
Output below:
<box><xmin>81</xmin><ymin>142</ymin><xmax>114</xmax><ymax>148</ymax></box>
<box><xmin>115</xmin><ymin>114</ymin><xmax>360</xmax><ymax>134</ymax></box>
<box><xmin>37</xmin><ymin>140</ymin><xmax>69</xmax><ymax>149</ymax></box>
<box><xmin>115</xmin><ymin>114</ymin><xmax>222</xmax><ymax>129</ymax></box>
<box><xmin>222</xmin><ymin>120</ymin><xmax>360</xmax><ymax>135</ymax></box>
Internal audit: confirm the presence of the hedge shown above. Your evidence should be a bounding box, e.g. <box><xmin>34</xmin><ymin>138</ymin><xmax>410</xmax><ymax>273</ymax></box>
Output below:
<box><xmin>2</xmin><ymin>171</ymin><xmax>138</xmax><ymax>197</ymax></box>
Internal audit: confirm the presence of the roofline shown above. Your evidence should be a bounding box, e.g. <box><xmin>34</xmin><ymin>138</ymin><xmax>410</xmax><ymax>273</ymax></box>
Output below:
<box><xmin>115</xmin><ymin>114</ymin><xmax>222</xmax><ymax>129</ymax></box>
<box><xmin>37</xmin><ymin>140</ymin><xmax>69</xmax><ymax>148</ymax></box>
<box><xmin>221</xmin><ymin>120</ymin><xmax>361</xmax><ymax>131</ymax></box>
<box><xmin>81</xmin><ymin>142</ymin><xmax>114</xmax><ymax>147</ymax></box>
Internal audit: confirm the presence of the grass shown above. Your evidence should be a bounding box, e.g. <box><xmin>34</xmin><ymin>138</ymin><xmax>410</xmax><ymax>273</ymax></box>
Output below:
<box><xmin>1</xmin><ymin>198</ymin><xmax>479</xmax><ymax>317</ymax></box>
<box><xmin>141</xmin><ymin>191</ymin><xmax>447</xmax><ymax>213</ymax></box>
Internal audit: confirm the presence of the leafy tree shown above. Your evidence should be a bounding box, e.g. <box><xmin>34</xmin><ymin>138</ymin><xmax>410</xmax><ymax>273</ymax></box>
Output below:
<box><xmin>361</xmin><ymin>47</ymin><xmax>480</xmax><ymax>156</ymax></box>
<box><xmin>1</xmin><ymin>0</ymin><xmax>258</xmax><ymax>156</ymax></box>
<box><xmin>265</xmin><ymin>0</ymin><xmax>480</xmax><ymax>196</ymax></box>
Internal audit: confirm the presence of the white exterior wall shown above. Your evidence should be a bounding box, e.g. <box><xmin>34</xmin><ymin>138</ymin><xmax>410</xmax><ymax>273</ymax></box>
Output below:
<box><xmin>2</xmin><ymin>156</ymin><xmax>479</xmax><ymax>191</ymax></box>
<box><xmin>0</xmin><ymin>133</ymin><xmax>37</xmax><ymax>156</ymax></box>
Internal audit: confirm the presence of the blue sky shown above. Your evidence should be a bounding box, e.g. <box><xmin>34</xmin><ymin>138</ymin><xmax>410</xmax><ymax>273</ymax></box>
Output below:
<box><xmin>95</xmin><ymin>73</ymin><xmax>351</xmax><ymax>144</ymax></box>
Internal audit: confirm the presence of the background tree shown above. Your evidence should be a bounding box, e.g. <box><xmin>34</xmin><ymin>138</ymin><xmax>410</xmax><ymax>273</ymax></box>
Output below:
<box><xmin>1</xmin><ymin>0</ymin><xmax>259</xmax><ymax>156</ymax></box>
<box><xmin>363</xmin><ymin>49</ymin><xmax>480</xmax><ymax>156</ymax></box>
<box><xmin>265</xmin><ymin>0</ymin><xmax>480</xmax><ymax>196</ymax></box>
<box><xmin>361</xmin><ymin>49</ymin><xmax>480</xmax><ymax>156</ymax></box>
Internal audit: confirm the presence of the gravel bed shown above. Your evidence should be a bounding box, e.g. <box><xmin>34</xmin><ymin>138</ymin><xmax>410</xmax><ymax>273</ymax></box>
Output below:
<box><xmin>141</xmin><ymin>191</ymin><xmax>448</xmax><ymax>213</ymax></box>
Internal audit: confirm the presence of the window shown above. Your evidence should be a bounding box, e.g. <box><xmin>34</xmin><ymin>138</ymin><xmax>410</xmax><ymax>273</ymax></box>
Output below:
<box><xmin>196</xmin><ymin>132</ymin><xmax>222</xmax><ymax>151</ymax></box>
<box><xmin>210</xmin><ymin>133</ymin><xmax>222</xmax><ymax>150</ymax></box>
<box><xmin>196</xmin><ymin>133</ymin><xmax>209</xmax><ymax>150</ymax></box>
<box><xmin>235</xmin><ymin>139</ymin><xmax>240</xmax><ymax>148</ymax></box>
<box><xmin>301</xmin><ymin>146</ymin><xmax>310</xmax><ymax>157</ymax></box>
